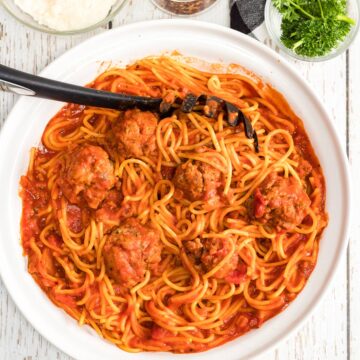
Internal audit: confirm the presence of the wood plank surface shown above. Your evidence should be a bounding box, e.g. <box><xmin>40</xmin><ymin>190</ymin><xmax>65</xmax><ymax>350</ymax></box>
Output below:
<box><xmin>0</xmin><ymin>0</ymin><xmax>356</xmax><ymax>359</ymax></box>
<box><xmin>348</xmin><ymin>27</ymin><xmax>360</xmax><ymax>360</ymax></box>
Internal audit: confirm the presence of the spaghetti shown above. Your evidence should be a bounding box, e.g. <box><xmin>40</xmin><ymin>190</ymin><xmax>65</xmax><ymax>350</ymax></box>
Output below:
<box><xmin>20</xmin><ymin>56</ymin><xmax>328</xmax><ymax>353</ymax></box>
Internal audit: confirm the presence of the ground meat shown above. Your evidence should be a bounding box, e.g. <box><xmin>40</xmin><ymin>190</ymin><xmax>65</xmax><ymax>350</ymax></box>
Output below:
<box><xmin>173</xmin><ymin>160</ymin><xmax>222</xmax><ymax>201</ymax></box>
<box><xmin>111</xmin><ymin>109</ymin><xmax>159</xmax><ymax>161</ymax></box>
<box><xmin>66</xmin><ymin>204</ymin><xmax>83</xmax><ymax>233</ymax></box>
<box><xmin>161</xmin><ymin>166</ymin><xmax>176</xmax><ymax>180</ymax></box>
<box><xmin>103</xmin><ymin>218</ymin><xmax>162</xmax><ymax>288</ymax></box>
<box><xmin>252</xmin><ymin>172</ymin><xmax>311</xmax><ymax>231</ymax></box>
<box><xmin>201</xmin><ymin>237</ymin><xmax>239</xmax><ymax>279</ymax></box>
<box><xmin>95</xmin><ymin>190</ymin><xmax>134</xmax><ymax>232</ymax></box>
<box><xmin>183</xmin><ymin>237</ymin><xmax>246</xmax><ymax>284</ymax></box>
<box><xmin>298</xmin><ymin>260</ymin><xmax>315</xmax><ymax>278</ymax></box>
<box><xmin>184</xmin><ymin>238</ymin><xmax>203</xmax><ymax>261</ymax></box>
<box><xmin>59</xmin><ymin>145</ymin><xmax>115</xmax><ymax>209</ymax></box>
<box><xmin>20</xmin><ymin>176</ymin><xmax>49</xmax><ymax>248</ymax></box>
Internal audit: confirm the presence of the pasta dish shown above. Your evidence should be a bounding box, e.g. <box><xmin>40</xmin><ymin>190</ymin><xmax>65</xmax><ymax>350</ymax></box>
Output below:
<box><xmin>20</xmin><ymin>56</ymin><xmax>328</xmax><ymax>353</ymax></box>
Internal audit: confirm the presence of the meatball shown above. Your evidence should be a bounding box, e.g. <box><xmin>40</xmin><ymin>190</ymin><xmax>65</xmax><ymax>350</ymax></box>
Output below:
<box><xmin>103</xmin><ymin>218</ymin><xmax>162</xmax><ymax>288</ymax></box>
<box><xmin>173</xmin><ymin>160</ymin><xmax>222</xmax><ymax>202</ymax></box>
<box><xmin>60</xmin><ymin>145</ymin><xmax>115</xmax><ymax>209</ymax></box>
<box><xmin>183</xmin><ymin>237</ymin><xmax>246</xmax><ymax>284</ymax></box>
<box><xmin>252</xmin><ymin>172</ymin><xmax>311</xmax><ymax>231</ymax></box>
<box><xmin>111</xmin><ymin>109</ymin><xmax>159</xmax><ymax>161</ymax></box>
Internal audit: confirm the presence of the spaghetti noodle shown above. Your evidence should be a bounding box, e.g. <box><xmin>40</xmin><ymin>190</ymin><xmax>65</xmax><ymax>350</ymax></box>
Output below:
<box><xmin>20</xmin><ymin>56</ymin><xmax>328</xmax><ymax>353</ymax></box>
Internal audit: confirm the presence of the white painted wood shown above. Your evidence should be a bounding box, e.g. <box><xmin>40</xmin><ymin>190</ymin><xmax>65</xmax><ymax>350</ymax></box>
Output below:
<box><xmin>348</xmin><ymin>27</ymin><xmax>360</xmax><ymax>360</ymax></box>
<box><xmin>0</xmin><ymin>0</ymin><xmax>355</xmax><ymax>359</ymax></box>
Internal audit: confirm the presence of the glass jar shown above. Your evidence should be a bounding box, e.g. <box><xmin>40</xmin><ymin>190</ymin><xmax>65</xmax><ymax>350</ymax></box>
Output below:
<box><xmin>152</xmin><ymin>0</ymin><xmax>219</xmax><ymax>16</ymax></box>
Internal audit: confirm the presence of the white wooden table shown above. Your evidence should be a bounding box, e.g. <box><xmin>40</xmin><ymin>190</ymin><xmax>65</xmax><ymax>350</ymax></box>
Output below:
<box><xmin>0</xmin><ymin>1</ymin><xmax>359</xmax><ymax>359</ymax></box>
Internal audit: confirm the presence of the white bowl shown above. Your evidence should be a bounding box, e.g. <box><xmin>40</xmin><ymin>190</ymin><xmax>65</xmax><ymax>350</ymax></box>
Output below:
<box><xmin>0</xmin><ymin>19</ymin><xmax>351</xmax><ymax>360</ymax></box>
<box><xmin>1</xmin><ymin>0</ymin><xmax>128</xmax><ymax>35</ymax></box>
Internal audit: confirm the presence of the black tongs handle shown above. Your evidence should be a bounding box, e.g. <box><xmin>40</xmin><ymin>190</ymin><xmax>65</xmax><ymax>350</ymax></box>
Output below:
<box><xmin>0</xmin><ymin>64</ymin><xmax>162</xmax><ymax>111</ymax></box>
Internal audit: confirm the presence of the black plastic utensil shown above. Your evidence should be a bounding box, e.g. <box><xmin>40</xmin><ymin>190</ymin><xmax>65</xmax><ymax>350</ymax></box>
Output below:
<box><xmin>0</xmin><ymin>64</ymin><xmax>162</xmax><ymax>111</ymax></box>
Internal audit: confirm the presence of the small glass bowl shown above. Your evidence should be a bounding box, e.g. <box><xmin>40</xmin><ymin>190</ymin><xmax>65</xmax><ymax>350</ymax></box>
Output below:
<box><xmin>265</xmin><ymin>0</ymin><xmax>360</xmax><ymax>62</ymax></box>
<box><xmin>151</xmin><ymin>0</ymin><xmax>220</xmax><ymax>16</ymax></box>
<box><xmin>1</xmin><ymin>0</ymin><xmax>128</xmax><ymax>35</ymax></box>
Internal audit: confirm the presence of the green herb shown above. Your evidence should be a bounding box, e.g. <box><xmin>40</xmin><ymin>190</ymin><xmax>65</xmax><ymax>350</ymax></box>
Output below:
<box><xmin>272</xmin><ymin>0</ymin><xmax>356</xmax><ymax>57</ymax></box>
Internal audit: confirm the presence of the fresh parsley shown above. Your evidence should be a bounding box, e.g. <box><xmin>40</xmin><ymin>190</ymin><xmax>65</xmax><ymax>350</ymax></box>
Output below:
<box><xmin>272</xmin><ymin>0</ymin><xmax>356</xmax><ymax>57</ymax></box>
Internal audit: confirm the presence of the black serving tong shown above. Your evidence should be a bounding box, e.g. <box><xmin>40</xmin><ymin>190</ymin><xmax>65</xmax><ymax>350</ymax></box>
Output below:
<box><xmin>0</xmin><ymin>64</ymin><xmax>258</xmax><ymax>152</ymax></box>
<box><xmin>179</xmin><ymin>94</ymin><xmax>259</xmax><ymax>152</ymax></box>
